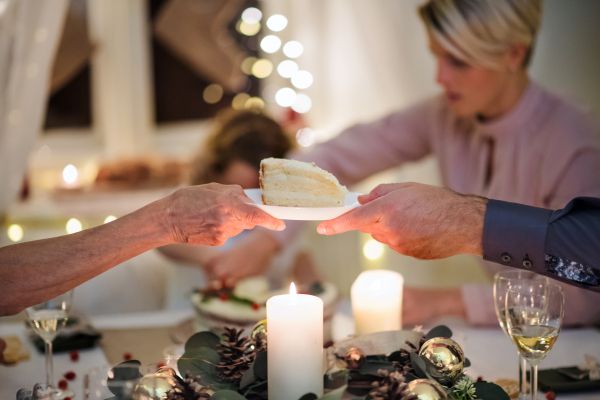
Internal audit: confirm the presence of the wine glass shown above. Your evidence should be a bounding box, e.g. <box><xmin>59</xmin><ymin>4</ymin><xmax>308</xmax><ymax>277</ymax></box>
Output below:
<box><xmin>506</xmin><ymin>283</ymin><xmax>564</xmax><ymax>400</ymax></box>
<box><xmin>25</xmin><ymin>290</ymin><xmax>74</xmax><ymax>399</ymax></box>
<box><xmin>493</xmin><ymin>271</ymin><xmax>548</xmax><ymax>399</ymax></box>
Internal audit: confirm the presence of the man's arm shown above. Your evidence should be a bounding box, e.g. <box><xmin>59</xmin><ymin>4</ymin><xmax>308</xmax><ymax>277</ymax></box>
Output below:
<box><xmin>0</xmin><ymin>183</ymin><xmax>284</xmax><ymax>316</ymax></box>
<box><xmin>318</xmin><ymin>183</ymin><xmax>600</xmax><ymax>292</ymax></box>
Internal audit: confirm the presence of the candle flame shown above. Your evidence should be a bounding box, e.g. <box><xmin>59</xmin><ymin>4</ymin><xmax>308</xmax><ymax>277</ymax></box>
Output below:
<box><xmin>290</xmin><ymin>282</ymin><xmax>297</xmax><ymax>295</ymax></box>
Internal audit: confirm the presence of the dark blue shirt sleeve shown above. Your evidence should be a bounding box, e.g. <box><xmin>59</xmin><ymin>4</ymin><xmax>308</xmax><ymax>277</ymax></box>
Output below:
<box><xmin>483</xmin><ymin>197</ymin><xmax>600</xmax><ymax>292</ymax></box>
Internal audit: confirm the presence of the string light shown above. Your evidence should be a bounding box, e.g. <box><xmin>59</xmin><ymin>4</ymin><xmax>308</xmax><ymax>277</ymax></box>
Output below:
<box><xmin>296</xmin><ymin>128</ymin><xmax>316</xmax><ymax>147</ymax></box>
<box><xmin>104</xmin><ymin>216</ymin><xmax>117</xmax><ymax>224</ymax></box>
<box><xmin>252</xmin><ymin>59</ymin><xmax>273</xmax><ymax>78</ymax></box>
<box><xmin>267</xmin><ymin>14</ymin><xmax>288</xmax><ymax>32</ymax></box>
<box><xmin>203</xmin><ymin>84</ymin><xmax>223</xmax><ymax>104</ymax></box>
<box><xmin>241</xmin><ymin>7</ymin><xmax>262</xmax><ymax>24</ymax></box>
<box><xmin>363</xmin><ymin>239</ymin><xmax>384</xmax><ymax>260</ymax></box>
<box><xmin>245</xmin><ymin>97</ymin><xmax>265</xmax><ymax>110</ymax></box>
<box><xmin>238</xmin><ymin>21</ymin><xmax>261</xmax><ymax>36</ymax></box>
<box><xmin>241</xmin><ymin>57</ymin><xmax>257</xmax><ymax>74</ymax></box>
<box><xmin>283</xmin><ymin>41</ymin><xmax>303</xmax><ymax>58</ymax></box>
<box><xmin>232</xmin><ymin>93</ymin><xmax>251</xmax><ymax>110</ymax></box>
<box><xmin>7</xmin><ymin>224</ymin><xmax>24</xmax><ymax>242</ymax></box>
<box><xmin>277</xmin><ymin>60</ymin><xmax>299</xmax><ymax>78</ymax></box>
<box><xmin>62</xmin><ymin>164</ymin><xmax>78</xmax><ymax>184</ymax></box>
<box><xmin>260</xmin><ymin>35</ymin><xmax>281</xmax><ymax>53</ymax></box>
<box><xmin>291</xmin><ymin>70</ymin><xmax>313</xmax><ymax>89</ymax></box>
<box><xmin>291</xmin><ymin>94</ymin><xmax>312</xmax><ymax>113</ymax></box>
<box><xmin>275</xmin><ymin>88</ymin><xmax>296</xmax><ymax>107</ymax></box>
<box><xmin>66</xmin><ymin>218</ymin><xmax>82</xmax><ymax>234</ymax></box>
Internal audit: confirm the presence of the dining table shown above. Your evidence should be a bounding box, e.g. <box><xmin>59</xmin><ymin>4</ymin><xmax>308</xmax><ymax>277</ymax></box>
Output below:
<box><xmin>1</xmin><ymin>302</ymin><xmax>599</xmax><ymax>399</ymax></box>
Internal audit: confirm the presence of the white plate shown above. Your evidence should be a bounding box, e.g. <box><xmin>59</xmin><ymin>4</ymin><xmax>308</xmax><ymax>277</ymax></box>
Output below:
<box><xmin>244</xmin><ymin>188</ymin><xmax>361</xmax><ymax>221</ymax></box>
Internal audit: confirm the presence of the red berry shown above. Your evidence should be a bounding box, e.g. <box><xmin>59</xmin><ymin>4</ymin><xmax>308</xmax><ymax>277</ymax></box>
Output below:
<box><xmin>124</xmin><ymin>352</ymin><xmax>132</xmax><ymax>361</ymax></box>
<box><xmin>219</xmin><ymin>293</ymin><xmax>228</xmax><ymax>301</ymax></box>
<box><xmin>58</xmin><ymin>379</ymin><xmax>68</xmax><ymax>390</ymax></box>
<box><xmin>546</xmin><ymin>392</ymin><xmax>557</xmax><ymax>400</ymax></box>
<box><xmin>64</xmin><ymin>371</ymin><xmax>76</xmax><ymax>381</ymax></box>
<box><xmin>251</xmin><ymin>302</ymin><xmax>260</xmax><ymax>310</ymax></box>
<box><xmin>157</xmin><ymin>361</ymin><xmax>165</xmax><ymax>368</ymax></box>
<box><xmin>69</xmin><ymin>350</ymin><xmax>79</xmax><ymax>362</ymax></box>
<box><xmin>477</xmin><ymin>376</ymin><xmax>484</xmax><ymax>382</ymax></box>
<box><xmin>220</xmin><ymin>278</ymin><xmax>228</xmax><ymax>288</ymax></box>
<box><xmin>65</xmin><ymin>398</ymin><xmax>72</xmax><ymax>400</ymax></box>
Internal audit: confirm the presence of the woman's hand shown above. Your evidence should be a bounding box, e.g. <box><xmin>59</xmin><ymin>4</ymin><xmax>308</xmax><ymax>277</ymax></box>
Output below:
<box><xmin>402</xmin><ymin>287</ymin><xmax>467</xmax><ymax>326</ymax></box>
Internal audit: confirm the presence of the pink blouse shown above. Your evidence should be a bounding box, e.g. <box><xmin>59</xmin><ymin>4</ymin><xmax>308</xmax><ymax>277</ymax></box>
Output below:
<box><xmin>282</xmin><ymin>81</ymin><xmax>600</xmax><ymax>326</ymax></box>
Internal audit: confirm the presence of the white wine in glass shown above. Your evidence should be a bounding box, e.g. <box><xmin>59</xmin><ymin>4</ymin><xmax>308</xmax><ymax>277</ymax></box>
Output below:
<box><xmin>506</xmin><ymin>283</ymin><xmax>564</xmax><ymax>400</ymax></box>
<box><xmin>26</xmin><ymin>291</ymin><xmax>74</xmax><ymax>400</ymax></box>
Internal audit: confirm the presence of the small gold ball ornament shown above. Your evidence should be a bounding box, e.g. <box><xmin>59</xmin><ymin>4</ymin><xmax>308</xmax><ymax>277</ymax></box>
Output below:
<box><xmin>133</xmin><ymin>372</ymin><xmax>177</xmax><ymax>399</ymax></box>
<box><xmin>406</xmin><ymin>379</ymin><xmax>448</xmax><ymax>400</ymax></box>
<box><xmin>344</xmin><ymin>347</ymin><xmax>366</xmax><ymax>369</ymax></box>
<box><xmin>418</xmin><ymin>337</ymin><xmax>465</xmax><ymax>385</ymax></box>
<box><xmin>252</xmin><ymin>319</ymin><xmax>267</xmax><ymax>340</ymax></box>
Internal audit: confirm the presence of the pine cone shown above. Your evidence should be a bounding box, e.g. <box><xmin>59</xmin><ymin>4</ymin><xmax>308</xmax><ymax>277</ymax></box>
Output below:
<box><xmin>370</xmin><ymin>369</ymin><xmax>419</xmax><ymax>400</ymax></box>
<box><xmin>251</xmin><ymin>332</ymin><xmax>267</xmax><ymax>353</ymax></box>
<box><xmin>166</xmin><ymin>374</ymin><xmax>210</xmax><ymax>400</ymax></box>
<box><xmin>217</xmin><ymin>327</ymin><xmax>253</xmax><ymax>383</ymax></box>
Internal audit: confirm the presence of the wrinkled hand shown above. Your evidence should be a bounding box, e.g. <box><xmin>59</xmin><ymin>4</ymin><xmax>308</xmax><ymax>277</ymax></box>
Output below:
<box><xmin>203</xmin><ymin>230</ymin><xmax>280</xmax><ymax>285</ymax></box>
<box><xmin>162</xmin><ymin>183</ymin><xmax>285</xmax><ymax>246</ymax></box>
<box><xmin>402</xmin><ymin>287</ymin><xmax>467</xmax><ymax>326</ymax></box>
<box><xmin>317</xmin><ymin>183</ymin><xmax>487</xmax><ymax>259</ymax></box>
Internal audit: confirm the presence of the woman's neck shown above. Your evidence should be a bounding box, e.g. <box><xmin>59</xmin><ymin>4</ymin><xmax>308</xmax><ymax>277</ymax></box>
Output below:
<box><xmin>478</xmin><ymin>72</ymin><xmax>530</xmax><ymax>123</ymax></box>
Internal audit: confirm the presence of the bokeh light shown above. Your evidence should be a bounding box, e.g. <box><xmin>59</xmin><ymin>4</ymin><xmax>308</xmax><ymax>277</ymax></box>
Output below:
<box><xmin>62</xmin><ymin>164</ymin><xmax>78</xmax><ymax>184</ymax></box>
<box><xmin>262</xmin><ymin>84</ymin><xmax>278</xmax><ymax>103</ymax></box>
<box><xmin>252</xmin><ymin>59</ymin><xmax>273</xmax><ymax>78</ymax></box>
<box><xmin>277</xmin><ymin>60</ymin><xmax>299</xmax><ymax>78</ymax></box>
<box><xmin>363</xmin><ymin>239</ymin><xmax>384</xmax><ymax>260</ymax></box>
<box><xmin>232</xmin><ymin>93</ymin><xmax>251</xmax><ymax>110</ymax></box>
<box><xmin>296</xmin><ymin>128</ymin><xmax>316</xmax><ymax>147</ymax></box>
<box><xmin>203</xmin><ymin>84</ymin><xmax>223</xmax><ymax>104</ymax></box>
<box><xmin>7</xmin><ymin>224</ymin><xmax>23</xmax><ymax>242</ymax></box>
<box><xmin>283</xmin><ymin>41</ymin><xmax>303</xmax><ymax>58</ymax></box>
<box><xmin>275</xmin><ymin>88</ymin><xmax>297</xmax><ymax>107</ymax></box>
<box><xmin>291</xmin><ymin>70</ymin><xmax>313</xmax><ymax>89</ymax></box>
<box><xmin>291</xmin><ymin>94</ymin><xmax>312</xmax><ymax>113</ymax></box>
<box><xmin>241</xmin><ymin>57</ymin><xmax>257</xmax><ymax>75</ymax></box>
<box><xmin>241</xmin><ymin>7</ymin><xmax>262</xmax><ymax>24</ymax></box>
<box><xmin>238</xmin><ymin>21</ymin><xmax>261</xmax><ymax>36</ymax></box>
<box><xmin>104</xmin><ymin>215</ymin><xmax>117</xmax><ymax>224</ymax></box>
<box><xmin>66</xmin><ymin>218</ymin><xmax>83</xmax><ymax>234</ymax></box>
<box><xmin>267</xmin><ymin>14</ymin><xmax>288</xmax><ymax>32</ymax></box>
<box><xmin>245</xmin><ymin>97</ymin><xmax>265</xmax><ymax>110</ymax></box>
<box><xmin>260</xmin><ymin>35</ymin><xmax>281</xmax><ymax>53</ymax></box>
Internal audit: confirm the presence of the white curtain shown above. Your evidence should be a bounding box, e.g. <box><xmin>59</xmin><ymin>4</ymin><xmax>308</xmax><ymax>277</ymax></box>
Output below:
<box><xmin>0</xmin><ymin>0</ymin><xmax>68</xmax><ymax>217</ymax></box>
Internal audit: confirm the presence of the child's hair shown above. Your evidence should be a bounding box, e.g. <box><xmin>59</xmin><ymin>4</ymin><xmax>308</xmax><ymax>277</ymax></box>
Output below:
<box><xmin>190</xmin><ymin>109</ymin><xmax>294</xmax><ymax>185</ymax></box>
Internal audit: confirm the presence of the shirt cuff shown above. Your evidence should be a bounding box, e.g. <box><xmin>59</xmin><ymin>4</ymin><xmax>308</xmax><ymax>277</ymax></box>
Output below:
<box><xmin>482</xmin><ymin>199</ymin><xmax>552</xmax><ymax>272</ymax></box>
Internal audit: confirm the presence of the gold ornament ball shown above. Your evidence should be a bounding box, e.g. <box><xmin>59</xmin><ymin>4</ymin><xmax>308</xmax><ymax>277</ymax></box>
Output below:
<box><xmin>418</xmin><ymin>337</ymin><xmax>465</xmax><ymax>385</ymax></box>
<box><xmin>406</xmin><ymin>379</ymin><xmax>448</xmax><ymax>400</ymax></box>
<box><xmin>252</xmin><ymin>319</ymin><xmax>268</xmax><ymax>340</ymax></box>
<box><xmin>133</xmin><ymin>373</ymin><xmax>177</xmax><ymax>400</ymax></box>
<box><xmin>344</xmin><ymin>347</ymin><xmax>366</xmax><ymax>369</ymax></box>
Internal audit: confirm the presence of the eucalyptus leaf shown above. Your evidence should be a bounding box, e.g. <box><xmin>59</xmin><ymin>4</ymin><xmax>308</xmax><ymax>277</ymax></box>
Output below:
<box><xmin>405</xmin><ymin>372</ymin><xmax>418</xmax><ymax>382</ymax></box>
<box><xmin>298</xmin><ymin>394</ymin><xmax>318</xmax><ymax>400</ymax></box>
<box><xmin>410</xmin><ymin>352</ymin><xmax>427</xmax><ymax>379</ymax></box>
<box><xmin>473</xmin><ymin>381</ymin><xmax>510</xmax><ymax>400</ymax></box>
<box><xmin>239</xmin><ymin>361</ymin><xmax>256</xmax><ymax>389</ymax></box>
<box><xmin>177</xmin><ymin>347</ymin><xmax>219</xmax><ymax>378</ymax></box>
<box><xmin>315</xmin><ymin>385</ymin><xmax>347</xmax><ymax>400</ymax></box>
<box><xmin>464</xmin><ymin>358</ymin><xmax>471</xmax><ymax>368</ymax></box>
<box><xmin>254</xmin><ymin>351</ymin><xmax>268</xmax><ymax>380</ymax></box>
<box><xmin>358</xmin><ymin>360</ymin><xmax>394</xmax><ymax>376</ymax></box>
<box><xmin>211</xmin><ymin>389</ymin><xmax>247</xmax><ymax>400</ymax></box>
<box><xmin>388</xmin><ymin>350</ymin><xmax>402</xmax><ymax>362</ymax></box>
<box><xmin>426</xmin><ymin>325</ymin><xmax>453</xmax><ymax>340</ymax></box>
<box><xmin>324</xmin><ymin>370</ymin><xmax>349</xmax><ymax>389</ymax></box>
<box><xmin>185</xmin><ymin>331</ymin><xmax>221</xmax><ymax>352</ymax></box>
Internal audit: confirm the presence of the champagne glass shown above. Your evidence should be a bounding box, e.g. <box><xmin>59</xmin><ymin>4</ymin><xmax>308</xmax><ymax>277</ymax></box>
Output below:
<box><xmin>26</xmin><ymin>291</ymin><xmax>74</xmax><ymax>399</ymax></box>
<box><xmin>506</xmin><ymin>283</ymin><xmax>564</xmax><ymax>400</ymax></box>
<box><xmin>493</xmin><ymin>271</ymin><xmax>547</xmax><ymax>399</ymax></box>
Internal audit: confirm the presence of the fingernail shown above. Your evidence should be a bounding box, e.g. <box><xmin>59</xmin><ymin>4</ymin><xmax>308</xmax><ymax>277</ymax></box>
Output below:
<box><xmin>277</xmin><ymin>223</ymin><xmax>286</xmax><ymax>231</ymax></box>
<box><xmin>317</xmin><ymin>226</ymin><xmax>330</xmax><ymax>235</ymax></box>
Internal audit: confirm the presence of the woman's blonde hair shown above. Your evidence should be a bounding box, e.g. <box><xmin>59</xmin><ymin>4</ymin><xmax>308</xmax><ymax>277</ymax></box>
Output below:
<box><xmin>419</xmin><ymin>0</ymin><xmax>543</xmax><ymax>69</ymax></box>
<box><xmin>189</xmin><ymin>109</ymin><xmax>293</xmax><ymax>185</ymax></box>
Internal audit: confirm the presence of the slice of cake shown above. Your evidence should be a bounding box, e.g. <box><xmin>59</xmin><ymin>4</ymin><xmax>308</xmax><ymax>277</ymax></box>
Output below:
<box><xmin>259</xmin><ymin>158</ymin><xmax>349</xmax><ymax>207</ymax></box>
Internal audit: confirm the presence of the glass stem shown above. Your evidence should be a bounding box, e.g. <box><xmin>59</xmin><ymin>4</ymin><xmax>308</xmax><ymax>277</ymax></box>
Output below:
<box><xmin>45</xmin><ymin>340</ymin><xmax>54</xmax><ymax>389</ymax></box>
<box><xmin>531</xmin><ymin>364</ymin><xmax>538</xmax><ymax>400</ymax></box>
<box><xmin>519</xmin><ymin>352</ymin><xmax>527</xmax><ymax>398</ymax></box>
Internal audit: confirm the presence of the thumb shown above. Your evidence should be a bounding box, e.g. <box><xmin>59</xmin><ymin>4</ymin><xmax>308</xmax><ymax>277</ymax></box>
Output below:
<box><xmin>317</xmin><ymin>203</ymin><xmax>381</xmax><ymax>235</ymax></box>
<box><xmin>233</xmin><ymin>201</ymin><xmax>286</xmax><ymax>231</ymax></box>
<box><xmin>359</xmin><ymin>183</ymin><xmax>413</xmax><ymax>204</ymax></box>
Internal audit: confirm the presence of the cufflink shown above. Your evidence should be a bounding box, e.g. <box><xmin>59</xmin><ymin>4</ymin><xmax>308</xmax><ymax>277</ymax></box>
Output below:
<box><xmin>523</xmin><ymin>255</ymin><xmax>533</xmax><ymax>269</ymax></box>
<box><xmin>501</xmin><ymin>253</ymin><xmax>511</xmax><ymax>263</ymax></box>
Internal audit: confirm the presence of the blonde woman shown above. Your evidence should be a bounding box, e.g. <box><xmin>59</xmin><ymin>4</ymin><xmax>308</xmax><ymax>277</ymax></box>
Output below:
<box><xmin>210</xmin><ymin>0</ymin><xmax>600</xmax><ymax>326</ymax></box>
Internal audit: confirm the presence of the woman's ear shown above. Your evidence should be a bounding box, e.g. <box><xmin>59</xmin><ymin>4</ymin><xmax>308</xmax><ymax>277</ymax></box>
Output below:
<box><xmin>507</xmin><ymin>43</ymin><xmax>529</xmax><ymax>72</ymax></box>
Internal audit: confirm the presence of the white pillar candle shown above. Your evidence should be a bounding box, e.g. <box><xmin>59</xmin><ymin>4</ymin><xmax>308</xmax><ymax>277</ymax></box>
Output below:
<box><xmin>351</xmin><ymin>270</ymin><xmax>403</xmax><ymax>335</ymax></box>
<box><xmin>267</xmin><ymin>283</ymin><xmax>323</xmax><ymax>400</ymax></box>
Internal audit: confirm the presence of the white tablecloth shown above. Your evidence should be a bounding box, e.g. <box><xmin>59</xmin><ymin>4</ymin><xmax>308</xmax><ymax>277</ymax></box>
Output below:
<box><xmin>1</xmin><ymin>306</ymin><xmax>599</xmax><ymax>399</ymax></box>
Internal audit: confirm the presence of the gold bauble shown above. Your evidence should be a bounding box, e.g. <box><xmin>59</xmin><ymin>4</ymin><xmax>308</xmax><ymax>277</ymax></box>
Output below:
<box><xmin>132</xmin><ymin>373</ymin><xmax>176</xmax><ymax>400</ymax></box>
<box><xmin>252</xmin><ymin>319</ymin><xmax>267</xmax><ymax>340</ymax></box>
<box><xmin>418</xmin><ymin>337</ymin><xmax>465</xmax><ymax>385</ymax></box>
<box><xmin>344</xmin><ymin>347</ymin><xmax>366</xmax><ymax>369</ymax></box>
<box><xmin>406</xmin><ymin>379</ymin><xmax>448</xmax><ymax>400</ymax></box>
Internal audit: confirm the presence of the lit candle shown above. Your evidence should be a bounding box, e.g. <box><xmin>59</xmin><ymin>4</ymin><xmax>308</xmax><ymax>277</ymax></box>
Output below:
<box><xmin>351</xmin><ymin>270</ymin><xmax>403</xmax><ymax>335</ymax></box>
<box><xmin>267</xmin><ymin>283</ymin><xmax>323</xmax><ymax>400</ymax></box>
